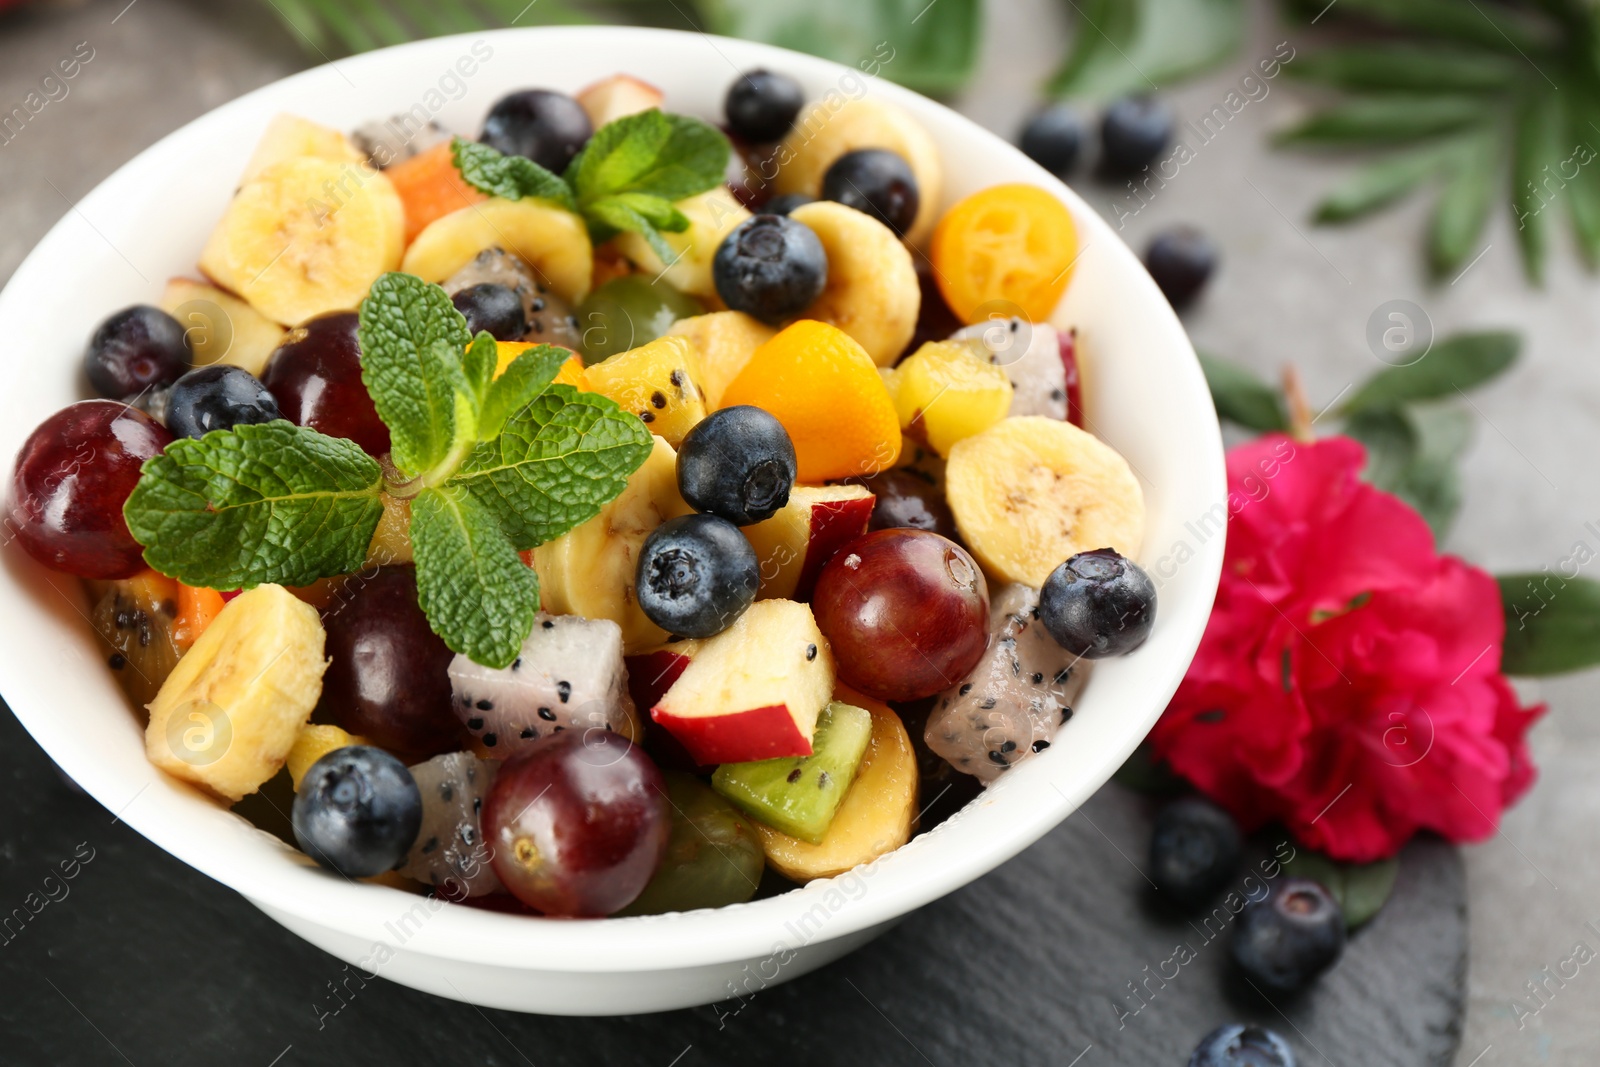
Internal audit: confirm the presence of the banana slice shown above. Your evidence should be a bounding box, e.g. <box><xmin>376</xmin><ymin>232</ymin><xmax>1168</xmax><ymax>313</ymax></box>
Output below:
<box><xmin>946</xmin><ymin>416</ymin><xmax>1145</xmax><ymax>587</ymax></box>
<box><xmin>145</xmin><ymin>584</ymin><xmax>328</xmax><ymax>803</ymax></box>
<box><xmin>199</xmin><ymin>157</ymin><xmax>404</xmax><ymax>327</ymax></box>
<box><xmin>665</xmin><ymin>311</ymin><xmax>776</xmax><ymax>408</ymax></box>
<box><xmin>401</xmin><ymin>197</ymin><xmax>593</xmax><ymax>304</ymax></box>
<box><xmin>614</xmin><ymin>187</ymin><xmax>750</xmax><ymax>301</ymax></box>
<box><xmin>239</xmin><ymin>113</ymin><xmax>365</xmax><ymax>186</ymax></box>
<box><xmin>158</xmin><ymin>278</ymin><xmax>287</xmax><ymax>377</ymax></box>
<box><xmin>530</xmin><ymin>436</ymin><xmax>694</xmax><ymax>653</ymax></box>
<box><xmin>789</xmin><ymin>201</ymin><xmax>919</xmax><ymax>367</ymax></box>
<box><xmin>773</xmin><ymin>98</ymin><xmax>944</xmax><ymax>246</ymax></box>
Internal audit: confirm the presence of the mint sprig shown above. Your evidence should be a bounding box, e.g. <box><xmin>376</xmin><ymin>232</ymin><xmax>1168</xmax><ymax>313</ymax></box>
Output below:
<box><xmin>451</xmin><ymin>109</ymin><xmax>731</xmax><ymax>264</ymax></box>
<box><xmin>124</xmin><ymin>272</ymin><xmax>653</xmax><ymax>667</ymax></box>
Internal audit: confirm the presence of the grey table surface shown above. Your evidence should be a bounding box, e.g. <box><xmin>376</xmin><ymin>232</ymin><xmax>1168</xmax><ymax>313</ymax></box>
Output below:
<box><xmin>1</xmin><ymin>0</ymin><xmax>1596</xmax><ymax>1063</ymax></box>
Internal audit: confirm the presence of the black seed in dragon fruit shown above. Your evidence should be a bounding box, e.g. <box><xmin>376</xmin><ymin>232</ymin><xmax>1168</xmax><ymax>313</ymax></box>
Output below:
<box><xmin>925</xmin><ymin>583</ymin><xmax>1089</xmax><ymax>782</ymax></box>
<box><xmin>448</xmin><ymin>613</ymin><xmax>639</xmax><ymax>758</ymax></box>
<box><xmin>400</xmin><ymin>751</ymin><xmax>503</xmax><ymax>899</ymax></box>
<box><xmin>950</xmin><ymin>317</ymin><xmax>1068</xmax><ymax>421</ymax></box>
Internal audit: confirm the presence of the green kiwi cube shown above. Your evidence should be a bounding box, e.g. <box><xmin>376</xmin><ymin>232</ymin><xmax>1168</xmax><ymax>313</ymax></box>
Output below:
<box><xmin>711</xmin><ymin>701</ymin><xmax>874</xmax><ymax>843</ymax></box>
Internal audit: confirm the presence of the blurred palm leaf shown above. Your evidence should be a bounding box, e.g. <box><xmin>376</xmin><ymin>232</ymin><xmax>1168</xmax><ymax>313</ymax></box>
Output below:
<box><xmin>259</xmin><ymin>0</ymin><xmax>587</xmax><ymax>54</ymax></box>
<box><xmin>1049</xmin><ymin>0</ymin><xmax>1245</xmax><ymax>99</ymax></box>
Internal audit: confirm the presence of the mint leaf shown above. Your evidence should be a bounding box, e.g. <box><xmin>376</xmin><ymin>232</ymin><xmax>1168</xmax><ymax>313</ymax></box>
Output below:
<box><xmin>451</xmin><ymin>137</ymin><xmax>576</xmax><ymax>211</ymax></box>
<box><xmin>462</xmin><ymin>330</ymin><xmax>498</xmax><ymax>410</ymax></box>
<box><xmin>124</xmin><ymin>422</ymin><xmax>383</xmax><ymax>589</ymax></box>
<box><xmin>358</xmin><ymin>272</ymin><xmax>476</xmax><ymax>479</ymax></box>
<box><xmin>568</xmin><ymin>110</ymin><xmax>730</xmax><ymax>205</ymax></box>
<box><xmin>410</xmin><ymin>485</ymin><xmax>538</xmax><ymax>668</ymax></box>
<box><xmin>478</xmin><ymin>344</ymin><xmax>571</xmax><ymax>442</ymax></box>
<box><xmin>452</xmin><ymin>385</ymin><xmax>653</xmax><ymax>550</ymax></box>
<box><xmin>585</xmin><ymin>194</ymin><xmax>686</xmax><ymax>262</ymax></box>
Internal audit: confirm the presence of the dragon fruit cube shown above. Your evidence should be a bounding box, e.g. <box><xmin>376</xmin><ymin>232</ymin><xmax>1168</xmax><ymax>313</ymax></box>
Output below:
<box><xmin>401</xmin><ymin>751</ymin><xmax>503</xmax><ymax>898</ymax></box>
<box><xmin>951</xmin><ymin>318</ymin><xmax>1068</xmax><ymax>421</ymax></box>
<box><xmin>925</xmin><ymin>583</ymin><xmax>1088</xmax><ymax>782</ymax></box>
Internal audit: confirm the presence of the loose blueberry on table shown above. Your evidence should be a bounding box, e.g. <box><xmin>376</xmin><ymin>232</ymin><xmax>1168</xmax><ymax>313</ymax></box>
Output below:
<box><xmin>7</xmin><ymin>67</ymin><xmax>1162</xmax><ymax>921</ymax></box>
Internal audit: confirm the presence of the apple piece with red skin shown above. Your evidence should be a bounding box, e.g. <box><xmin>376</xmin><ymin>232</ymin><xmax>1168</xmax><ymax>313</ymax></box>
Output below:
<box><xmin>625</xmin><ymin>639</ymin><xmax>710</xmax><ymax>773</ymax></box>
<box><xmin>650</xmin><ymin>599</ymin><xmax>835</xmax><ymax>765</ymax></box>
<box><xmin>742</xmin><ymin>484</ymin><xmax>876</xmax><ymax>601</ymax></box>
<box><xmin>1060</xmin><ymin>328</ymin><xmax>1083</xmax><ymax>428</ymax></box>
<box><xmin>576</xmin><ymin>74</ymin><xmax>664</xmax><ymax>128</ymax></box>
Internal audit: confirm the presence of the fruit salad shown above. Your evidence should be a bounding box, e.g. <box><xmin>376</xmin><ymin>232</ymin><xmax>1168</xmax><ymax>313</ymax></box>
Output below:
<box><xmin>6</xmin><ymin>68</ymin><xmax>1158</xmax><ymax>919</ymax></box>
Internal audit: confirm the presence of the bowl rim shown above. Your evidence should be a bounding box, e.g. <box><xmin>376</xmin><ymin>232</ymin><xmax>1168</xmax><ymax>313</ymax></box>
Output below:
<box><xmin>0</xmin><ymin>24</ymin><xmax>1226</xmax><ymax>973</ymax></box>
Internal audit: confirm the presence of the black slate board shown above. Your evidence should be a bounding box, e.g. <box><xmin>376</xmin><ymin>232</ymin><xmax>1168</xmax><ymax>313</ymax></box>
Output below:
<box><xmin>0</xmin><ymin>706</ymin><xmax>1464</xmax><ymax>1066</ymax></box>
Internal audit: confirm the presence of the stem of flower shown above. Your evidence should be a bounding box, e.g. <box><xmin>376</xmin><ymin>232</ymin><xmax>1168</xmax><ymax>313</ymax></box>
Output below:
<box><xmin>1282</xmin><ymin>365</ymin><xmax>1315</xmax><ymax>443</ymax></box>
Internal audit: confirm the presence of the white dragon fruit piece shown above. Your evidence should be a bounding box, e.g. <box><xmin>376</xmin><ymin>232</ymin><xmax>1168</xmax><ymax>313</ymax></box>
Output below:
<box><xmin>400</xmin><ymin>752</ymin><xmax>503</xmax><ymax>899</ymax></box>
<box><xmin>448</xmin><ymin>612</ymin><xmax>638</xmax><ymax>758</ymax></box>
<box><xmin>925</xmin><ymin>583</ymin><xmax>1088</xmax><ymax>783</ymax></box>
<box><xmin>951</xmin><ymin>317</ymin><xmax>1068</xmax><ymax>420</ymax></box>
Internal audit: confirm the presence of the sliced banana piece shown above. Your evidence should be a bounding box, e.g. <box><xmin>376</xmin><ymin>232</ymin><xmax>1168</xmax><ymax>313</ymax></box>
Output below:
<box><xmin>159</xmin><ymin>278</ymin><xmax>287</xmax><ymax>377</ymax></box>
<box><xmin>946</xmin><ymin>416</ymin><xmax>1145</xmax><ymax>587</ymax></box>
<box><xmin>773</xmin><ymin>98</ymin><xmax>944</xmax><ymax>246</ymax></box>
<box><xmin>145</xmin><ymin>584</ymin><xmax>328</xmax><ymax>803</ymax></box>
<box><xmin>200</xmin><ymin>157</ymin><xmax>404</xmax><ymax>327</ymax></box>
<box><xmin>614</xmin><ymin>187</ymin><xmax>750</xmax><ymax>302</ymax></box>
<box><xmin>789</xmin><ymin>201</ymin><xmax>919</xmax><ymax>367</ymax></box>
<box><xmin>531</xmin><ymin>436</ymin><xmax>694</xmax><ymax>653</ymax></box>
<box><xmin>401</xmin><ymin>197</ymin><xmax>593</xmax><ymax>305</ymax></box>
<box><xmin>239</xmin><ymin>113</ymin><xmax>365</xmax><ymax>186</ymax></box>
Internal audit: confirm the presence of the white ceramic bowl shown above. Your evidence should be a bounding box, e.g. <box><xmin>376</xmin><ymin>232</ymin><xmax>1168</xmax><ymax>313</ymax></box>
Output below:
<box><xmin>0</xmin><ymin>27</ymin><xmax>1225</xmax><ymax>1015</ymax></box>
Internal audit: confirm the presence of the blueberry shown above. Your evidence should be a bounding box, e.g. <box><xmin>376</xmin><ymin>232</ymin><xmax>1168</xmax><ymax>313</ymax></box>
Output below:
<box><xmin>1231</xmin><ymin>878</ymin><xmax>1346</xmax><ymax>993</ymax></box>
<box><xmin>1100</xmin><ymin>96</ymin><xmax>1173</xmax><ymax>174</ymax></box>
<box><xmin>480</xmin><ymin>89</ymin><xmax>592</xmax><ymax>174</ymax></box>
<box><xmin>712</xmin><ymin>214</ymin><xmax>827</xmax><ymax>325</ymax></box>
<box><xmin>292</xmin><ymin>745</ymin><xmax>423</xmax><ymax>878</ymax></box>
<box><xmin>1039</xmin><ymin>548</ymin><xmax>1156</xmax><ymax>658</ymax></box>
<box><xmin>164</xmin><ymin>364</ymin><xmax>281</xmax><ymax>439</ymax></box>
<box><xmin>1150</xmin><ymin>797</ymin><xmax>1243</xmax><ymax>908</ymax></box>
<box><xmin>1145</xmin><ymin>226</ymin><xmax>1219</xmax><ymax>309</ymax></box>
<box><xmin>85</xmin><ymin>305</ymin><xmax>191</xmax><ymax>399</ymax></box>
<box><xmin>725</xmin><ymin>69</ymin><xmax>804</xmax><ymax>144</ymax></box>
<box><xmin>1188</xmin><ymin>1024</ymin><xmax>1297</xmax><ymax>1067</ymax></box>
<box><xmin>1019</xmin><ymin>104</ymin><xmax>1085</xmax><ymax>178</ymax></box>
<box><xmin>452</xmin><ymin>282</ymin><xmax>529</xmax><ymax>341</ymax></box>
<box><xmin>636</xmin><ymin>514</ymin><xmax>759</xmax><ymax>638</ymax></box>
<box><xmin>820</xmin><ymin>149</ymin><xmax>919</xmax><ymax>237</ymax></box>
<box><xmin>677</xmin><ymin>406</ymin><xmax>796</xmax><ymax>525</ymax></box>
<box><xmin>764</xmin><ymin>192</ymin><xmax>815</xmax><ymax>216</ymax></box>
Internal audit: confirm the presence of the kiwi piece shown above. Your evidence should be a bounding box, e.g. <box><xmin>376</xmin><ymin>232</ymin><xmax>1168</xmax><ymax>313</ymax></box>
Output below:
<box><xmin>711</xmin><ymin>702</ymin><xmax>873</xmax><ymax>843</ymax></box>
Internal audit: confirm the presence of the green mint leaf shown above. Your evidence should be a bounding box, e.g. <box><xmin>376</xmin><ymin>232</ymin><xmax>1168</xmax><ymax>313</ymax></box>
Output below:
<box><xmin>410</xmin><ymin>485</ymin><xmax>538</xmax><ymax>668</ymax></box>
<box><xmin>1197</xmin><ymin>352</ymin><xmax>1287</xmax><ymax>432</ymax></box>
<box><xmin>1499</xmin><ymin>574</ymin><xmax>1600</xmax><ymax>676</ymax></box>
<box><xmin>585</xmin><ymin>194</ymin><xmax>686</xmax><ymax>263</ymax></box>
<box><xmin>478</xmin><ymin>343</ymin><xmax>572</xmax><ymax>442</ymax></box>
<box><xmin>358</xmin><ymin>272</ymin><xmax>476</xmax><ymax>479</ymax></box>
<box><xmin>463</xmin><ymin>330</ymin><xmax>498</xmax><ymax>410</ymax></box>
<box><xmin>568</xmin><ymin>109</ymin><xmax>730</xmax><ymax>205</ymax></box>
<box><xmin>450</xmin><ymin>385</ymin><xmax>653</xmax><ymax>550</ymax></box>
<box><xmin>451</xmin><ymin>137</ymin><xmax>576</xmax><ymax>211</ymax></box>
<box><xmin>1342</xmin><ymin>331</ymin><xmax>1519</xmax><ymax>414</ymax></box>
<box><xmin>123</xmin><ymin>421</ymin><xmax>383</xmax><ymax>589</ymax></box>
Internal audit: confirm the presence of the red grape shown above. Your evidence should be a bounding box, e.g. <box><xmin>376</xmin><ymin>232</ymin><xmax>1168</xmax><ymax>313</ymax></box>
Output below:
<box><xmin>8</xmin><ymin>400</ymin><xmax>171</xmax><ymax>579</ymax></box>
<box><xmin>319</xmin><ymin>566</ymin><xmax>463</xmax><ymax>758</ymax></box>
<box><xmin>812</xmin><ymin>528</ymin><xmax>990</xmax><ymax>702</ymax></box>
<box><xmin>262</xmin><ymin>311</ymin><xmax>389</xmax><ymax>456</ymax></box>
<box><xmin>483</xmin><ymin>730</ymin><xmax>669</xmax><ymax>917</ymax></box>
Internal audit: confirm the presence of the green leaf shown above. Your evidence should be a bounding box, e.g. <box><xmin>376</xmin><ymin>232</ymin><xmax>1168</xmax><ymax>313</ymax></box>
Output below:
<box><xmin>1429</xmin><ymin>131</ymin><xmax>1498</xmax><ymax>276</ymax></box>
<box><xmin>1499</xmin><ymin>574</ymin><xmax>1600</xmax><ymax>675</ymax></box>
<box><xmin>450</xmin><ymin>138</ymin><xmax>575</xmax><ymax>211</ymax></box>
<box><xmin>1275</xmin><ymin>94</ymin><xmax>1486</xmax><ymax>147</ymax></box>
<box><xmin>462</xmin><ymin>330</ymin><xmax>497</xmax><ymax>411</ymax></box>
<box><xmin>1111</xmin><ymin>744</ymin><xmax>1187</xmax><ymax>795</ymax></box>
<box><xmin>1197</xmin><ymin>352</ymin><xmax>1287</xmax><ymax>432</ymax></box>
<box><xmin>1564</xmin><ymin>99</ymin><xmax>1600</xmax><ymax>266</ymax></box>
<box><xmin>1343</xmin><ymin>331</ymin><xmax>1520</xmax><ymax>413</ymax></box>
<box><xmin>1513</xmin><ymin>88</ymin><xmax>1564</xmax><ymax>285</ymax></box>
<box><xmin>1048</xmin><ymin>0</ymin><xmax>1244</xmax><ymax>99</ymax></box>
<box><xmin>478</xmin><ymin>343</ymin><xmax>571</xmax><ymax>442</ymax></box>
<box><xmin>1346</xmin><ymin>404</ymin><xmax>1473</xmax><ymax>541</ymax></box>
<box><xmin>568</xmin><ymin>110</ymin><xmax>729</xmax><ymax>206</ymax></box>
<box><xmin>357</xmin><ymin>272</ymin><xmax>475</xmax><ymax>479</ymax></box>
<box><xmin>585</xmin><ymin>195</ymin><xmax>683</xmax><ymax>262</ymax></box>
<box><xmin>1284</xmin><ymin>850</ymin><xmax>1401</xmax><ymax>929</ymax></box>
<box><xmin>451</xmin><ymin>385</ymin><xmax>654</xmax><ymax>551</ymax></box>
<box><xmin>697</xmin><ymin>0</ymin><xmax>981</xmax><ymax>93</ymax></box>
<box><xmin>1313</xmin><ymin>144</ymin><xmax>1454</xmax><ymax>223</ymax></box>
<box><xmin>1288</xmin><ymin>44</ymin><xmax>1517</xmax><ymax>92</ymax></box>
<box><xmin>1297</xmin><ymin>0</ymin><xmax>1552</xmax><ymax>55</ymax></box>
<box><xmin>410</xmin><ymin>485</ymin><xmax>538</xmax><ymax>668</ymax></box>
<box><xmin>123</xmin><ymin>422</ymin><xmax>384</xmax><ymax>589</ymax></box>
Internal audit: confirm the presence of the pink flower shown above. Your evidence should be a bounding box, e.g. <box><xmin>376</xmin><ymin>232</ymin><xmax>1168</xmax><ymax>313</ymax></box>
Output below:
<box><xmin>1150</xmin><ymin>434</ymin><xmax>1542</xmax><ymax>862</ymax></box>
